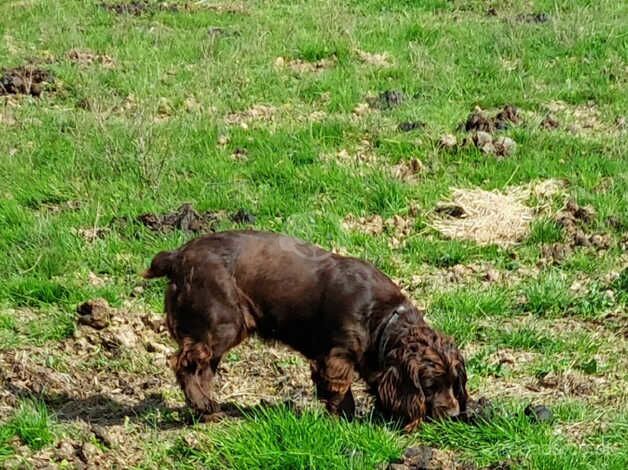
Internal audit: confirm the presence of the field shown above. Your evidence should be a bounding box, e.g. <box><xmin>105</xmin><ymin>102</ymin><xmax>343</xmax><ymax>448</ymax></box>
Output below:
<box><xmin>1</xmin><ymin>0</ymin><xmax>627</xmax><ymax>468</ymax></box>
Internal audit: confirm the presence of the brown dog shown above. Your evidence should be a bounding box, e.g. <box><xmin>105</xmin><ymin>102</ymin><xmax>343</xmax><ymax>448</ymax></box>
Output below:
<box><xmin>144</xmin><ymin>230</ymin><xmax>468</xmax><ymax>430</ymax></box>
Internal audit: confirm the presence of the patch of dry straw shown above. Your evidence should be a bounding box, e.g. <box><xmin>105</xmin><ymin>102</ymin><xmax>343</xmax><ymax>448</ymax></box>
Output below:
<box><xmin>431</xmin><ymin>186</ymin><xmax>536</xmax><ymax>247</ymax></box>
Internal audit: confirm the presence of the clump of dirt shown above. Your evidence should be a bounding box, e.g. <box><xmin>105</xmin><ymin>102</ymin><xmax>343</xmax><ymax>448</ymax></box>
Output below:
<box><xmin>366</xmin><ymin>90</ymin><xmax>406</xmax><ymax>110</ymax></box>
<box><xmin>432</xmin><ymin>186</ymin><xmax>533</xmax><ymax>247</ymax></box>
<box><xmin>77</xmin><ymin>298</ymin><xmax>111</xmax><ymax>330</ymax></box>
<box><xmin>542</xmin><ymin>200</ymin><xmax>612</xmax><ymax>263</ymax></box>
<box><xmin>136</xmin><ymin>203</ymin><xmax>220</xmax><ymax>233</ymax></box>
<box><xmin>390</xmin><ymin>158</ymin><xmax>424</xmax><ymax>183</ymax></box>
<box><xmin>274</xmin><ymin>55</ymin><xmax>337</xmax><ymax>73</ymax></box>
<box><xmin>229</xmin><ymin>209</ymin><xmax>256</xmax><ymax>225</ymax></box>
<box><xmin>462</xmin><ymin>105</ymin><xmax>521</xmax><ymax>132</ymax></box>
<box><xmin>343</xmin><ymin>213</ymin><xmax>414</xmax><ymax>248</ymax></box>
<box><xmin>0</xmin><ymin>65</ymin><xmax>54</xmax><ymax>97</ymax></box>
<box><xmin>467</xmin><ymin>131</ymin><xmax>517</xmax><ymax>157</ymax></box>
<box><xmin>127</xmin><ymin>204</ymin><xmax>256</xmax><ymax>234</ymax></box>
<box><xmin>67</xmin><ymin>49</ymin><xmax>116</xmax><ymax>68</ymax></box>
<box><xmin>225</xmin><ymin>104</ymin><xmax>276</xmax><ymax>128</ymax></box>
<box><xmin>387</xmin><ymin>445</ymin><xmax>470</xmax><ymax>470</ymax></box>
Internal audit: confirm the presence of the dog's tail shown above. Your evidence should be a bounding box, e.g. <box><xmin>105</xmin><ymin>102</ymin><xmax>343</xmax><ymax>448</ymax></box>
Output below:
<box><xmin>142</xmin><ymin>250</ymin><xmax>178</xmax><ymax>279</ymax></box>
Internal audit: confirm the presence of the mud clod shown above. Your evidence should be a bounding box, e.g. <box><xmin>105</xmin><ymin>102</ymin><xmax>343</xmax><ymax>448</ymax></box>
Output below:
<box><xmin>463</xmin><ymin>105</ymin><xmax>520</xmax><ymax>132</ymax></box>
<box><xmin>367</xmin><ymin>90</ymin><xmax>405</xmax><ymax>110</ymax></box>
<box><xmin>229</xmin><ymin>209</ymin><xmax>256</xmax><ymax>225</ymax></box>
<box><xmin>439</xmin><ymin>134</ymin><xmax>457</xmax><ymax>149</ymax></box>
<box><xmin>1</xmin><ymin>65</ymin><xmax>53</xmax><ymax>97</ymax></box>
<box><xmin>77</xmin><ymin>298</ymin><xmax>112</xmax><ymax>330</ymax></box>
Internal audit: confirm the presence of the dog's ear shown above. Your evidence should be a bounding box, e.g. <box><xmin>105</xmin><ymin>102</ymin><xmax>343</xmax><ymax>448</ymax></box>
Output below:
<box><xmin>453</xmin><ymin>357</ymin><xmax>468</xmax><ymax>412</ymax></box>
<box><xmin>377</xmin><ymin>366</ymin><xmax>402</xmax><ymax>412</ymax></box>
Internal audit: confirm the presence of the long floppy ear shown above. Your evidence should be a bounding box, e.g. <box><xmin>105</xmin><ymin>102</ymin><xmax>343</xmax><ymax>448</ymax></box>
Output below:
<box><xmin>453</xmin><ymin>359</ymin><xmax>469</xmax><ymax>413</ymax></box>
<box><xmin>377</xmin><ymin>366</ymin><xmax>402</xmax><ymax>413</ymax></box>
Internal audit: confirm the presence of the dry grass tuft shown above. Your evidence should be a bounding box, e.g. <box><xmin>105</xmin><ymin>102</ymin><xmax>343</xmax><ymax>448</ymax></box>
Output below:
<box><xmin>431</xmin><ymin>187</ymin><xmax>534</xmax><ymax>247</ymax></box>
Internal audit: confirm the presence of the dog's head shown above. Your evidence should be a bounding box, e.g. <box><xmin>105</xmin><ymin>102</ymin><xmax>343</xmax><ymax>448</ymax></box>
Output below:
<box><xmin>376</xmin><ymin>322</ymin><xmax>468</xmax><ymax>431</ymax></box>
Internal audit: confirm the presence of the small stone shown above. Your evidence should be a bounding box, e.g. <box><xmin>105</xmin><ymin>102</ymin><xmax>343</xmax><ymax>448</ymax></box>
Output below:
<box><xmin>524</xmin><ymin>404</ymin><xmax>553</xmax><ymax>423</ymax></box>
<box><xmin>113</xmin><ymin>329</ymin><xmax>138</xmax><ymax>349</ymax></box>
<box><xmin>217</xmin><ymin>135</ymin><xmax>229</xmax><ymax>146</ymax></box>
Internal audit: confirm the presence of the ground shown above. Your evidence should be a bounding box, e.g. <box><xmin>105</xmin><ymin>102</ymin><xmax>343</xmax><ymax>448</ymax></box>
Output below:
<box><xmin>0</xmin><ymin>0</ymin><xmax>626</xmax><ymax>468</ymax></box>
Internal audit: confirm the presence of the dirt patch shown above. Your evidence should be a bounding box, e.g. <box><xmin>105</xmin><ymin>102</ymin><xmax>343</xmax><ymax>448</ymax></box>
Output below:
<box><xmin>543</xmin><ymin>101</ymin><xmax>620</xmax><ymax>136</ymax></box>
<box><xmin>462</xmin><ymin>105</ymin><xmax>521</xmax><ymax>133</ymax></box>
<box><xmin>72</xmin><ymin>226</ymin><xmax>109</xmax><ymax>242</ymax></box>
<box><xmin>225</xmin><ymin>104</ymin><xmax>276</xmax><ymax>128</ymax></box>
<box><xmin>390</xmin><ymin>158</ymin><xmax>425</xmax><ymax>183</ymax></box>
<box><xmin>431</xmin><ymin>186</ymin><xmax>533</xmax><ymax>247</ymax></box>
<box><xmin>133</xmin><ymin>204</ymin><xmax>255</xmax><ymax>233</ymax></box>
<box><xmin>342</xmin><ymin>214</ymin><xmax>413</xmax><ymax>248</ymax></box>
<box><xmin>0</xmin><ymin>65</ymin><xmax>54</xmax><ymax>97</ymax></box>
<box><xmin>356</xmin><ymin>49</ymin><xmax>392</xmax><ymax>67</ymax></box>
<box><xmin>541</xmin><ymin>200</ymin><xmax>612</xmax><ymax>264</ymax></box>
<box><xmin>101</xmin><ymin>1</ymin><xmax>247</xmax><ymax>15</ymax></box>
<box><xmin>274</xmin><ymin>55</ymin><xmax>337</xmax><ymax>74</ymax></box>
<box><xmin>67</xmin><ymin>49</ymin><xmax>116</xmax><ymax>68</ymax></box>
<box><xmin>366</xmin><ymin>90</ymin><xmax>406</xmax><ymax>110</ymax></box>
<box><xmin>327</xmin><ymin>140</ymin><xmax>379</xmax><ymax>167</ymax></box>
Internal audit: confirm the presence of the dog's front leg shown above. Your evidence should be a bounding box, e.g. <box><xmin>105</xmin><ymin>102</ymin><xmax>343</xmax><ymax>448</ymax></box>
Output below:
<box><xmin>170</xmin><ymin>338</ymin><xmax>221</xmax><ymax>419</ymax></box>
<box><xmin>311</xmin><ymin>350</ymin><xmax>356</xmax><ymax>419</ymax></box>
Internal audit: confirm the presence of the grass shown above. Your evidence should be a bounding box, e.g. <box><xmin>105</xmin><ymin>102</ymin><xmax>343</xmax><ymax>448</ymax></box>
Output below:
<box><xmin>153</xmin><ymin>405</ymin><xmax>404</xmax><ymax>469</ymax></box>
<box><xmin>1</xmin><ymin>0</ymin><xmax>627</xmax><ymax>468</ymax></box>
<box><xmin>0</xmin><ymin>400</ymin><xmax>55</xmax><ymax>462</ymax></box>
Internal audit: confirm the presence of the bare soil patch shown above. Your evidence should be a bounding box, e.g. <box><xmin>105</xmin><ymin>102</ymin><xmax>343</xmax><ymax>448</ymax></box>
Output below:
<box><xmin>356</xmin><ymin>49</ymin><xmax>392</xmax><ymax>67</ymax></box>
<box><xmin>0</xmin><ymin>65</ymin><xmax>53</xmax><ymax>97</ymax></box>
<box><xmin>343</xmin><ymin>213</ymin><xmax>414</xmax><ymax>248</ymax></box>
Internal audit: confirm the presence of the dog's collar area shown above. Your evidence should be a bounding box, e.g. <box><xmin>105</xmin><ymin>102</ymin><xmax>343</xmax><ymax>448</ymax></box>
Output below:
<box><xmin>377</xmin><ymin>305</ymin><xmax>406</xmax><ymax>365</ymax></box>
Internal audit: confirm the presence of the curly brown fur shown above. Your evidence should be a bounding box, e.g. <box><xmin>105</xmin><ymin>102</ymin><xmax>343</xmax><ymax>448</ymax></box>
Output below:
<box><xmin>144</xmin><ymin>230</ymin><xmax>468</xmax><ymax>427</ymax></box>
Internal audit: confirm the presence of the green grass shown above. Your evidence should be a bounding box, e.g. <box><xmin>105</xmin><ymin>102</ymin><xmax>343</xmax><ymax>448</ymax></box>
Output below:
<box><xmin>0</xmin><ymin>400</ymin><xmax>55</xmax><ymax>462</ymax></box>
<box><xmin>1</xmin><ymin>0</ymin><xmax>627</xmax><ymax>468</ymax></box>
<box><xmin>152</xmin><ymin>405</ymin><xmax>404</xmax><ymax>469</ymax></box>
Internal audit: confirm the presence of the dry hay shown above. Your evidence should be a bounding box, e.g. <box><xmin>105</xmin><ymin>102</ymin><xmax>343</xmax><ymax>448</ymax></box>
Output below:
<box><xmin>431</xmin><ymin>186</ymin><xmax>534</xmax><ymax>247</ymax></box>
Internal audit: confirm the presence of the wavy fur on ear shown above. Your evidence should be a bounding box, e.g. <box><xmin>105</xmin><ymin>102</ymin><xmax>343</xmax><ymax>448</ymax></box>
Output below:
<box><xmin>376</xmin><ymin>364</ymin><xmax>426</xmax><ymax>427</ymax></box>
